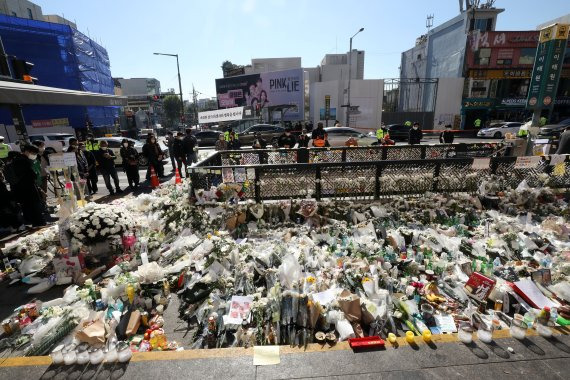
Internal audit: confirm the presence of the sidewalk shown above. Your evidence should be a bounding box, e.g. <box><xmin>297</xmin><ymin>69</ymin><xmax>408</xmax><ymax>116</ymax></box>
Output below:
<box><xmin>0</xmin><ymin>329</ymin><xmax>568</xmax><ymax>379</ymax></box>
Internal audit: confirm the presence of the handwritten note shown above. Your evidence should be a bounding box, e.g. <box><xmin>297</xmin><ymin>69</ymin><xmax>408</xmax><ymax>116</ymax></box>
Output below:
<box><xmin>253</xmin><ymin>346</ymin><xmax>280</xmax><ymax>366</ymax></box>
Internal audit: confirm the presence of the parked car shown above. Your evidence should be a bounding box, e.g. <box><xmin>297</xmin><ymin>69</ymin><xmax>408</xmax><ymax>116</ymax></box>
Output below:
<box><xmin>194</xmin><ymin>130</ymin><xmax>221</xmax><ymax>147</ymax></box>
<box><xmin>538</xmin><ymin>118</ymin><xmax>570</xmax><ymax>139</ymax></box>
<box><xmin>95</xmin><ymin>137</ymin><xmax>169</xmax><ymax>166</ymax></box>
<box><xmin>385</xmin><ymin>124</ymin><xmax>412</xmax><ymax>141</ymax></box>
<box><xmin>28</xmin><ymin>133</ymin><xmax>76</xmax><ymax>153</ymax></box>
<box><xmin>477</xmin><ymin>122</ymin><xmax>523</xmax><ymax>138</ymax></box>
<box><xmin>323</xmin><ymin>127</ymin><xmax>377</xmax><ymax>147</ymax></box>
<box><xmin>237</xmin><ymin>124</ymin><xmax>285</xmax><ymax>146</ymax></box>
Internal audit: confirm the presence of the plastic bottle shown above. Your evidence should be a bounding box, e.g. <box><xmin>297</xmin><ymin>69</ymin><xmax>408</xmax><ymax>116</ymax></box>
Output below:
<box><xmin>550</xmin><ymin>308</ymin><xmax>558</xmax><ymax>325</ymax></box>
<box><xmin>537</xmin><ymin>307</ymin><xmax>551</xmax><ymax>325</ymax></box>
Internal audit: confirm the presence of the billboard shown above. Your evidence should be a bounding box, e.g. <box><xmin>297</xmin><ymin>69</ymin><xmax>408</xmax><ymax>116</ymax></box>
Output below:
<box><xmin>215</xmin><ymin>68</ymin><xmax>304</xmax><ymax>120</ymax></box>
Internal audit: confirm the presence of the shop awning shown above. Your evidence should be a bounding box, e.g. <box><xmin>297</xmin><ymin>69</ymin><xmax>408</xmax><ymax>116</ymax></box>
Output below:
<box><xmin>0</xmin><ymin>80</ymin><xmax>128</xmax><ymax>107</ymax></box>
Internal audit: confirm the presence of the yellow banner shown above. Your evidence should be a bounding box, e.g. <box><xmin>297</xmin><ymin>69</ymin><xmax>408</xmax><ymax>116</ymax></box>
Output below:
<box><xmin>51</xmin><ymin>118</ymin><xmax>69</xmax><ymax>126</ymax></box>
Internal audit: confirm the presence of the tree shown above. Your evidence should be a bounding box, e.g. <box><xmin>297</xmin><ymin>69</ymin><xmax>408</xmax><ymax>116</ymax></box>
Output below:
<box><xmin>163</xmin><ymin>95</ymin><xmax>182</xmax><ymax>128</ymax></box>
<box><xmin>221</xmin><ymin>60</ymin><xmax>237</xmax><ymax>76</ymax></box>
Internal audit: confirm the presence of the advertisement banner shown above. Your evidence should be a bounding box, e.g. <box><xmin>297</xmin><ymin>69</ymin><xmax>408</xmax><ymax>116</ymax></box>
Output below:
<box><xmin>198</xmin><ymin>107</ymin><xmax>245</xmax><ymax>124</ymax></box>
<box><xmin>215</xmin><ymin>68</ymin><xmax>304</xmax><ymax>120</ymax></box>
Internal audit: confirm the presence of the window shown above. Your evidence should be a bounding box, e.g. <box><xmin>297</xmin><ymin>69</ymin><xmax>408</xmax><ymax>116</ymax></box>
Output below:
<box><xmin>471</xmin><ymin>18</ymin><xmax>493</xmax><ymax>31</ymax></box>
<box><xmin>106</xmin><ymin>140</ymin><xmax>121</xmax><ymax>148</ymax></box>
<box><xmin>496</xmin><ymin>59</ymin><xmax>512</xmax><ymax>65</ymax></box>
<box><xmin>471</xmin><ymin>80</ymin><xmax>487</xmax><ymax>97</ymax></box>
<box><xmin>475</xmin><ymin>48</ymin><xmax>491</xmax><ymax>65</ymax></box>
<box><xmin>519</xmin><ymin>48</ymin><xmax>536</xmax><ymax>65</ymax></box>
<box><xmin>27</xmin><ymin>8</ymin><xmax>33</xmax><ymax>19</ymax></box>
<box><xmin>29</xmin><ymin>136</ymin><xmax>45</xmax><ymax>142</ymax></box>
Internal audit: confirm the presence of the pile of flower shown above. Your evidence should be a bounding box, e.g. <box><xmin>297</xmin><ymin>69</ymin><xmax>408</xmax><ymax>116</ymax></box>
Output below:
<box><xmin>67</xmin><ymin>203</ymin><xmax>134</xmax><ymax>247</ymax></box>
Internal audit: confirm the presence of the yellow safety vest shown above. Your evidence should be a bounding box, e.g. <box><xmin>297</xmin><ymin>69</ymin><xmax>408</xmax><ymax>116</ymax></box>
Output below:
<box><xmin>85</xmin><ymin>140</ymin><xmax>100</xmax><ymax>151</ymax></box>
<box><xmin>474</xmin><ymin>119</ymin><xmax>481</xmax><ymax>127</ymax></box>
<box><xmin>376</xmin><ymin>129</ymin><xmax>385</xmax><ymax>139</ymax></box>
<box><xmin>540</xmin><ymin>117</ymin><xmax>547</xmax><ymax>126</ymax></box>
<box><xmin>0</xmin><ymin>143</ymin><xmax>9</xmax><ymax>159</ymax></box>
<box><xmin>517</xmin><ymin>128</ymin><xmax>528</xmax><ymax>137</ymax></box>
<box><xmin>404</xmin><ymin>121</ymin><xmax>412</xmax><ymax>127</ymax></box>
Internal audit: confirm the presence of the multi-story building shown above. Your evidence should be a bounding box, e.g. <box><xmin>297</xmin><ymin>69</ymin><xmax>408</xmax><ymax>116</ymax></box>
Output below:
<box><xmin>399</xmin><ymin>3</ymin><xmax>504</xmax><ymax>128</ymax></box>
<box><xmin>0</xmin><ymin>0</ymin><xmax>41</xmax><ymax>19</ymax></box>
<box><xmin>399</xmin><ymin>2</ymin><xmax>570</xmax><ymax>129</ymax></box>
<box><xmin>114</xmin><ymin>78</ymin><xmax>162</xmax><ymax>128</ymax></box>
<box><xmin>0</xmin><ymin>0</ymin><xmax>117</xmax><ymax>134</ymax></box>
<box><xmin>463</xmin><ymin>30</ymin><xmax>570</xmax><ymax>127</ymax></box>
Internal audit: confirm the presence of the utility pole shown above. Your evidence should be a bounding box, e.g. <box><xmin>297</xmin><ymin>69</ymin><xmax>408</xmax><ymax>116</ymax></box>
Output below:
<box><xmin>345</xmin><ymin>27</ymin><xmax>364</xmax><ymax>129</ymax></box>
<box><xmin>153</xmin><ymin>52</ymin><xmax>184</xmax><ymax>125</ymax></box>
<box><xmin>192</xmin><ymin>85</ymin><xmax>199</xmax><ymax>127</ymax></box>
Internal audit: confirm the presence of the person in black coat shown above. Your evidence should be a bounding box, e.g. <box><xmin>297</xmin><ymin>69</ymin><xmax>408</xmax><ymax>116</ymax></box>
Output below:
<box><xmin>183</xmin><ymin>128</ymin><xmax>198</xmax><ymax>164</ymax></box>
<box><xmin>439</xmin><ymin>124</ymin><xmax>455</xmax><ymax>144</ymax></box>
<box><xmin>142</xmin><ymin>134</ymin><xmax>165</xmax><ymax>179</ymax></box>
<box><xmin>81</xmin><ymin>144</ymin><xmax>98</xmax><ymax>194</ymax></box>
<box><xmin>120</xmin><ymin>139</ymin><xmax>140</xmax><ymax>189</ymax></box>
<box><xmin>172</xmin><ymin>132</ymin><xmax>187</xmax><ymax>177</ymax></box>
<box><xmin>278</xmin><ymin>129</ymin><xmax>297</xmax><ymax>148</ymax></box>
<box><xmin>12</xmin><ymin>145</ymin><xmax>45</xmax><ymax>226</ymax></box>
<box><xmin>408</xmin><ymin>122</ymin><xmax>423</xmax><ymax>145</ymax></box>
<box><xmin>227</xmin><ymin>131</ymin><xmax>241</xmax><ymax>150</ymax></box>
<box><xmin>95</xmin><ymin>140</ymin><xmax>122</xmax><ymax>195</ymax></box>
<box><xmin>252</xmin><ymin>132</ymin><xmax>268</xmax><ymax>149</ymax></box>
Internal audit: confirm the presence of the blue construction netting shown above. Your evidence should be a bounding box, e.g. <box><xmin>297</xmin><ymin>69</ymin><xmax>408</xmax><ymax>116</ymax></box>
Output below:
<box><xmin>0</xmin><ymin>14</ymin><xmax>117</xmax><ymax>129</ymax></box>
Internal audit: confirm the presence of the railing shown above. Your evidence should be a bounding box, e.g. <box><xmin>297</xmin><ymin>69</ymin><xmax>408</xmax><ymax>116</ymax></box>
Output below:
<box><xmin>197</xmin><ymin>142</ymin><xmax>507</xmax><ymax>167</ymax></box>
<box><xmin>190</xmin><ymin>154</ymin><xmax>570</xmax><ymax>202</ymax></box>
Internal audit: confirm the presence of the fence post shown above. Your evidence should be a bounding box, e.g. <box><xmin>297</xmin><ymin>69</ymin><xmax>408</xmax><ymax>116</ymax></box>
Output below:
<box><xmin>315</xmin><ymin>166</ymin><xmax>321</xmax><ymax>201</ymax></box>
<box><xmin>420</xmin><ymin>146</ymin><xmax>426</xmax><ymax>160</ymax></box>
<box><xmin>490</xmin><ymin>158</ymin><xmax>499</xmax><ymax>175</ymax></box>
<box><xmin>382</xmin><ymin>146</ymin><xmax>387</xmax><ymax>160</ymax></box>
<box><xmin>254</xmin><ymin>167</ymin><xmax>261</xmax><ymax>202</ymax></box>
<box><xmin>374</xmin><ymin>164</ymin><xmax>381</xmax><ymax>200</ymax></box>
<box><xmin>341</xmin><ymin>148</ymin><xmax>347</xmax><ymax>163</ymax></box>
<box><xmin>432</xmin><ymin>162</ymin><xmax>440</xmax><ymax>192</ymax></box>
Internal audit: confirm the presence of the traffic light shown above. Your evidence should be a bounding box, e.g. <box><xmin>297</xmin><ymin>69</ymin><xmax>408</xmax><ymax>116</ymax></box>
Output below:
<box><xmin>11</xmin><ymin>58</ymin><xmax>36</xmax><ymax>83</ymax></box>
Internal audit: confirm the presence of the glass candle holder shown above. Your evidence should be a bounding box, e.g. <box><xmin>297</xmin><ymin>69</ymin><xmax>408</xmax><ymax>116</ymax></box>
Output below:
<box><xmin>422</xmin><ymin>329</ymin><xmax>432</xmax><ymax>342</ymax></box>
<box><xmin>536</xmin><ymin>323</ymin><xmax>552</xmax><ymax>338</ymax></box>
<box><xmin>510</xmin><ymin>320</ymin><xmax>527</xmax><ymax>340</ymax></box>
<box><xmin>62</xmin><ymin>344</ymin><xmax>77</xmax><ymax>365</ymax></box>
<box><xmin>477</xmin><ymin>323</ymin><xmax>493</xmax><ymax>343</ymax></box>
<box><xmin>117</xmin><ymin>341</ymin><xmax>133</xmax><ymax>363</ymax></box>
<box><xmin>458</xmin><ymin>322</ymin><xmax>473</xmax><ymax>344</ymax></box>
<box><xmin>405</xmin><ymin>331</ymin><xmax>415</xmax><ymax>344</ymax></box>
<box><xmin>76</xmin><ymin>343</ymin><xmax>90</xmax><ymax>365</ymax></box>
<box><xmin>89</xmin><ymin>348</ymin><xmax>104</xmax><ymax>365</ymax></box>
<box><xmin>50</xmin><ymin>344</ymin><xmax>65</xmax><ymax>365</ymax></box>
<box><xmin>105</xmin><ymin>347</ymin><xmax>118</xmax><ymax>363</ymax></box>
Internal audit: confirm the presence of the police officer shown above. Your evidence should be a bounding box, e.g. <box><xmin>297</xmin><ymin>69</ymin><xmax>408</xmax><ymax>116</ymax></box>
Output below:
<box><xmin>85</xmin><ymin>133</ymin><xmax>100</xmax><ymax>152</ymax></box>
<box><xmin>0</xmin><ymin>136</ymin><xmax>11</xmax><ymax>162</ymax></box>
<box><xmin>474</xmin><ymin>118</ymin><xmax>482</xmax><ymax>129</ymax></box>
<box><xmin>404</xmin><ymin>120</ymin><xmax>412</xmax><ymax>127</ymax></box>
<box><xmin>540</xmin><ymin>116</ymin><xmax>547</xmax><ymax>127</ymax></box>
<box><xmin>376</xmin><ymin>123</ymin><xmax>386</xmax><ymax>143</ymax></box>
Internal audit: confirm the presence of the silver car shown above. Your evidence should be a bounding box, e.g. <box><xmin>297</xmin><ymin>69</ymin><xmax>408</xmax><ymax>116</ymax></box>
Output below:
<box><xmin>477</xmin><ymin>122</ymin><xmax>522</xmax><ymax>138</ymax></box>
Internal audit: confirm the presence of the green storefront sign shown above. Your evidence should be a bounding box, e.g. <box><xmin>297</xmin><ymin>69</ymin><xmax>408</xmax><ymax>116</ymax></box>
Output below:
<box><xmin>526</xmin><ymin>23</ymin><xmax>569</xmax><ymax>109</ymax></box>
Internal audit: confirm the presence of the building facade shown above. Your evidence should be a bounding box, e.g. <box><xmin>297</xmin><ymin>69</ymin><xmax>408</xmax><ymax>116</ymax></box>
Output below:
<box><xmin>0</xmin><ymin>0</ymin><xmax>41</xmax><ymax>20</ymax></box>
<box><xmin>114</xmin><ymin>78</ymin><xmax>162</xmax><ymax>129</ymax></box>
<box><xmin>0</xmin><ymin>13</ymin><xmax>117</xmax><ymax>134</ymax></box>
<box><xmin>462</xmin><ymin>30</ymin><xmax>570</xmax><ymax>127</ymax></box>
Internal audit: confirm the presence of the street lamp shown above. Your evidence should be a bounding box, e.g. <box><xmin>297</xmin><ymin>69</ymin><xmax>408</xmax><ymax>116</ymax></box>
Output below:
<box><xmin>346</xmin><ymin>27</ymin><xmax>364</xmax><ymax>129</ymax></box>
<box><xmin>154</xmin><ymin>52</ymin><xmax>184</xmax><ymax>126</ymax></box>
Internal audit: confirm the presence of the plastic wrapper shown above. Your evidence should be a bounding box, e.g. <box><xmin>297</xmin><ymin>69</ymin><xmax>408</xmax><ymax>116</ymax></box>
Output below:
<box><xmin>279</xmin><ymin>254</ymin><xmax>302</xmax><ymax>289</ymax></box>
<box><xmin>335</xmin><ymin>319</ymin><xmax>355</xmax><ymax>341</ymax></box>
<box><xmin>135</xmin><ymin>262</ymin><xmax>166</xmax><ymax>284</ymax></box>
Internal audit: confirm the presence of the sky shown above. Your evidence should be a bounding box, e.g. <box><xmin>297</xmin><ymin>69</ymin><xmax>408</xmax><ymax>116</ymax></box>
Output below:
<box><xmin>34</xmin><ymin>0</ymin><xmax>570</xmax><ymax>100</ymax></box>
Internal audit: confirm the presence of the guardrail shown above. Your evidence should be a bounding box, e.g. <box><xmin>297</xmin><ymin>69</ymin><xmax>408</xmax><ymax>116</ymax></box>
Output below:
<box><xmin>190</xmin><ymin>154</ymin><xmax>570</xmax><ymax>202</ymax></box>
<box><xmin>197</xmin><ymin>142</ymin><xmax>507</xmax><ymax>167</ymax></box>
